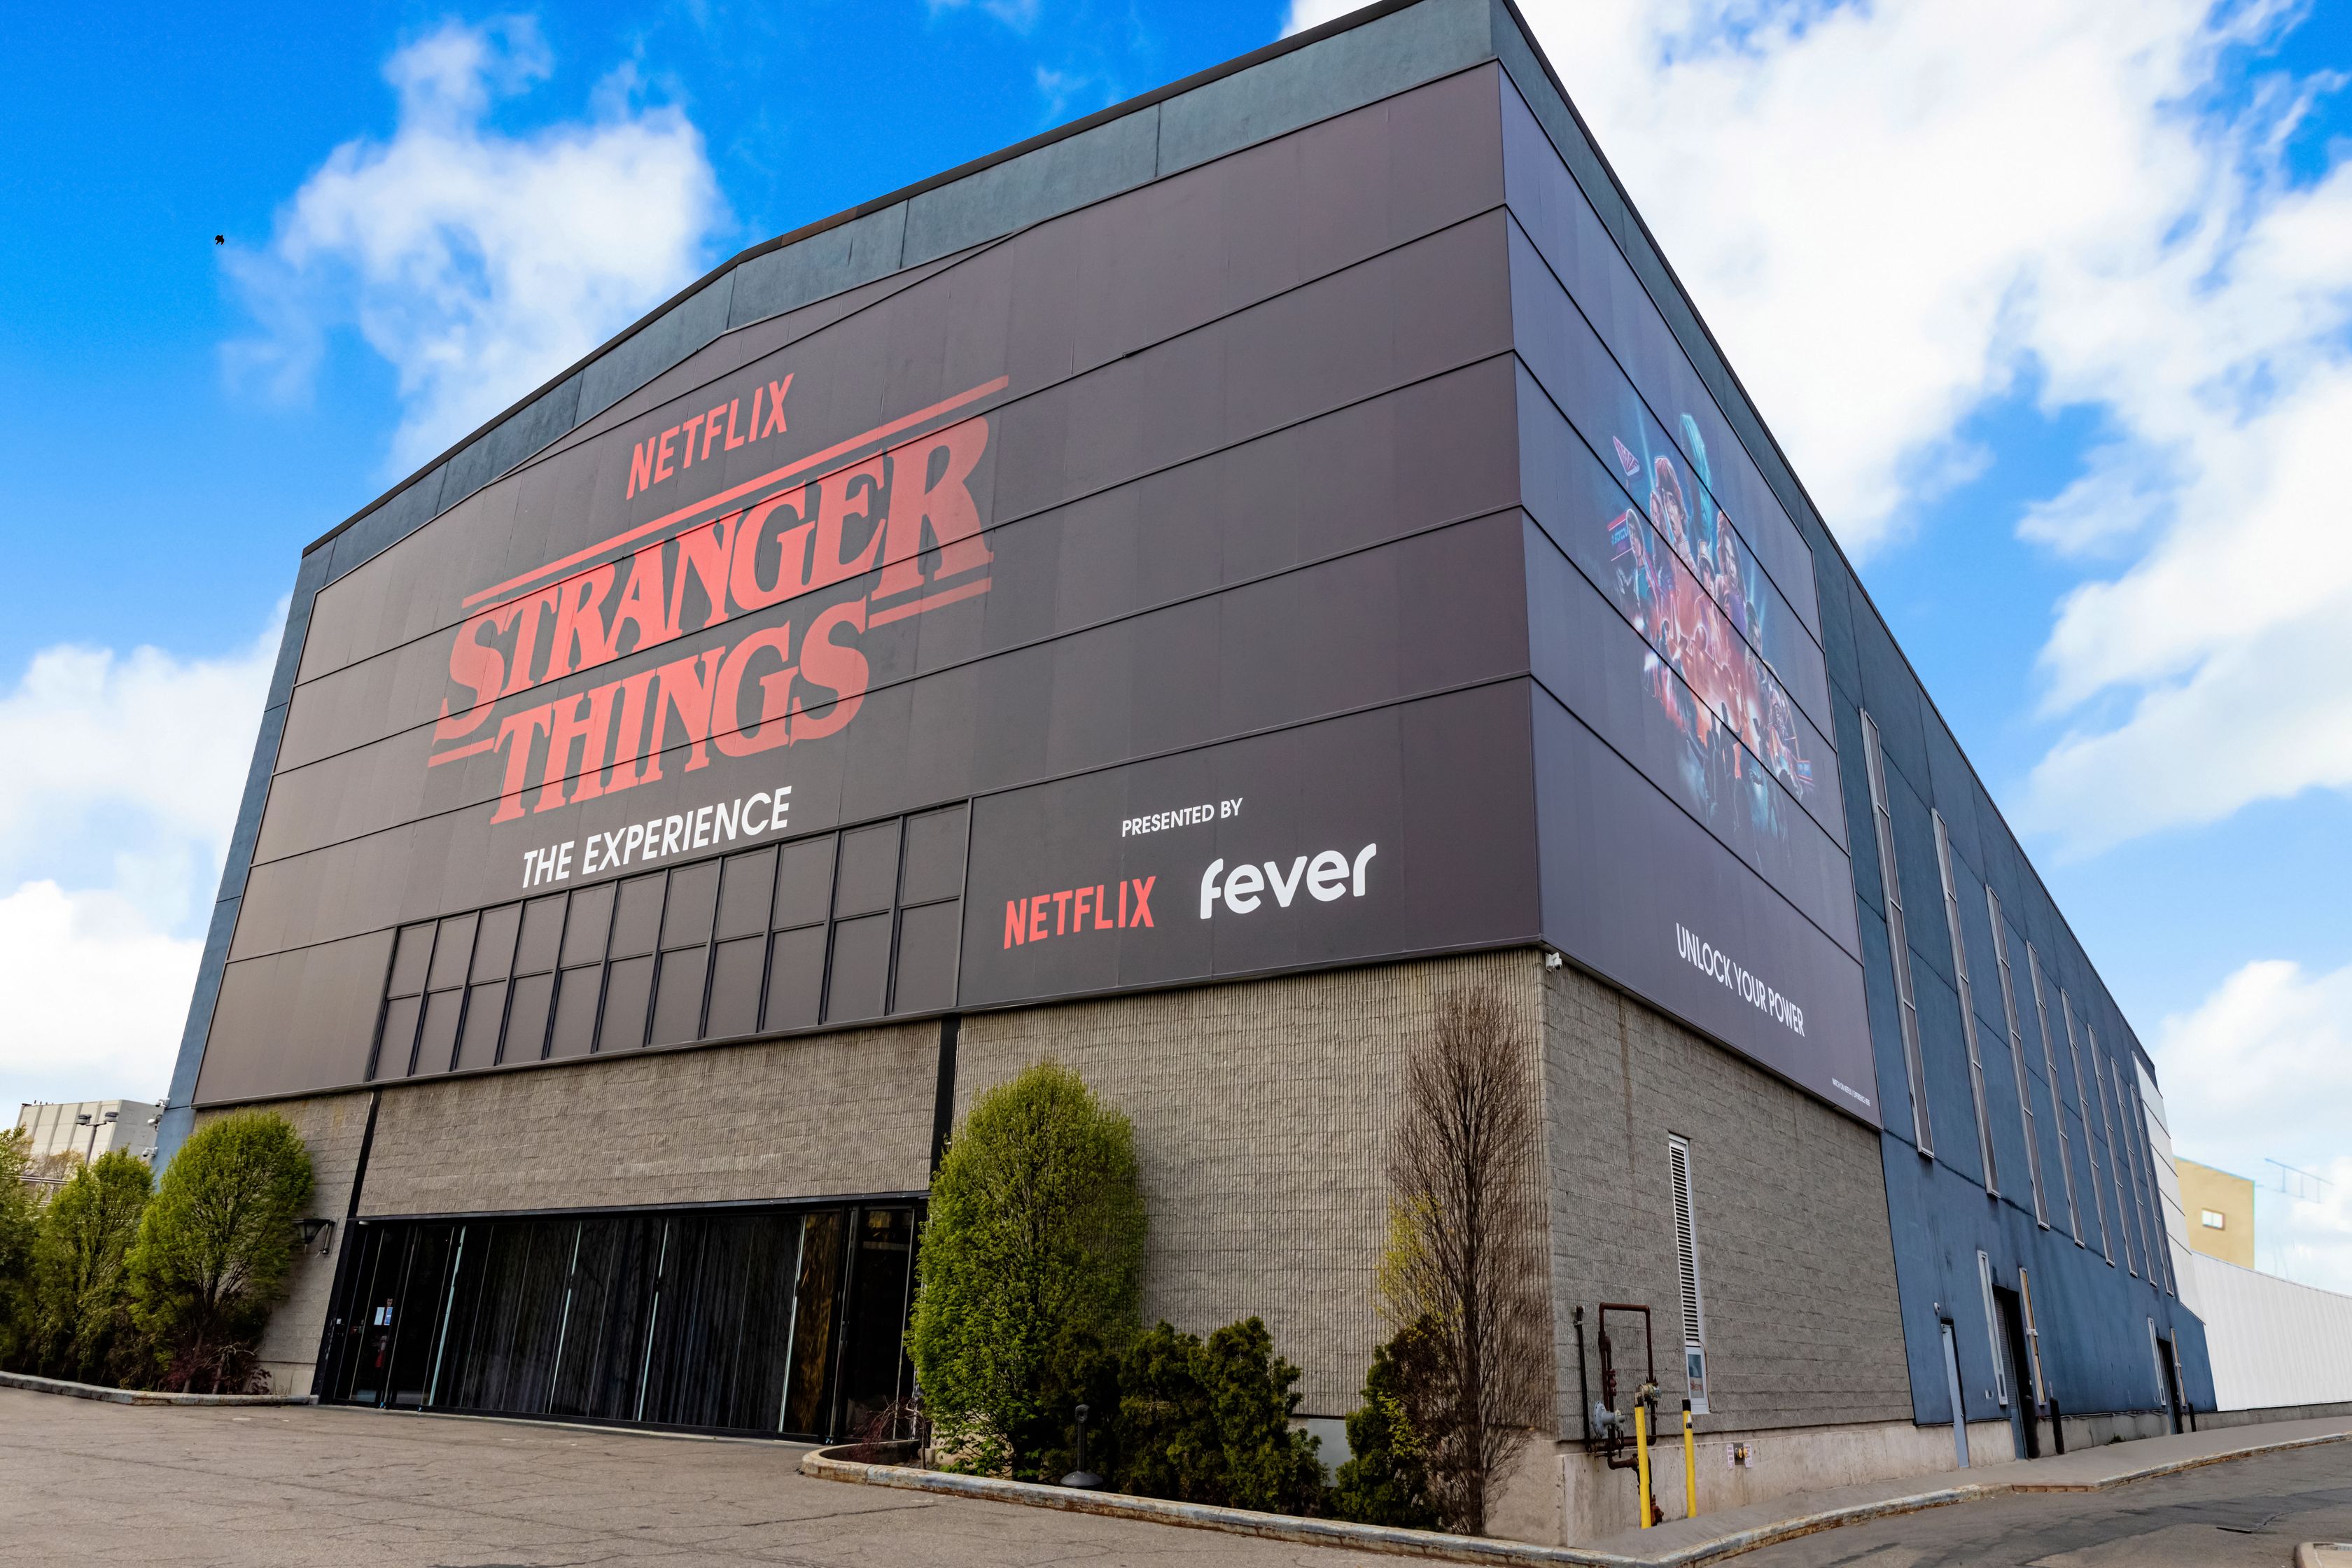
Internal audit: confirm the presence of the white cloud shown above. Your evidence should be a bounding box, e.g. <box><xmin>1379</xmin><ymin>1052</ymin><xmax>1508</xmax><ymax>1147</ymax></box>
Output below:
<box><xmin>927</xmin><ymin>0</ymin><xmax>1044</xmax><ymax>32</ymax></box>
<box><xmin>0</xmin><ymin>884</ymin><xmax>197</xmax><ymax>1114</ymax></box>
<box><xmin>226</xmin><ymin>15</ymin><xmax>727</xmax><ymax>472</ymax></box>
<box><xmin>2156</xmin><ymin>960</ymin><xmax>2352</xmax><ymax>1291</ymax></box>
<box><xmin>0</xmin><ymin>620</ymin><xmax>278</xmax><ymax>1121</ymax></box>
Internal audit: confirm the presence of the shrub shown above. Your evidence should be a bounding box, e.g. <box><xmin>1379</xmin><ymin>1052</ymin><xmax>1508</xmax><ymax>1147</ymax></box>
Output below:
<box><xmin>909</xmin><ymin>1061</ymin><xmax>1145</xmax><ymax>1479</ymax></box>
<box><xmin>1331</xmin><ymin>1320</ymin><xmax>1443</xmax><ymax>1529</ymax></box>
<box><xmin>0</xmin><ymin>1130</ymin><xmax>36</xmax><ymax>1367</ymax></box>
<box><xmin>128</xmin><ymin>1111</ymin><xmax>314</xmax><ymax>1393</ymax></box>
<box><xmin>1114</xmin><ymin>1317</ymin><xmax>1326</xmax><ymax>1515</ymax></box>
<box><xmin>29</xmin><ymin>1151</ymin><xmax>152</xmax><ymax>1383</ymax></box>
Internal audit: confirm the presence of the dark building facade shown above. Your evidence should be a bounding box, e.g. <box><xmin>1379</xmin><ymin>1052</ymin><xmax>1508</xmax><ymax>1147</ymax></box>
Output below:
<box><xmin>162</xmin><ymin>0</ymin><xmax>2212</xmax><ymax>1541</ymax></box>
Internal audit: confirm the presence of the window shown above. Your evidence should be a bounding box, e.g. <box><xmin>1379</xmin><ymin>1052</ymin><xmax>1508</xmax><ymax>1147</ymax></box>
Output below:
<box><xmin>1977</xmin><ymin>1250</ymin><xmax>2008</xmax><ymax>1408</ymax></box>
<box><xmin>1669</xmin><ymin>1135</ymin><xmax>1710</xmax><ymax>1415</ymax></box>
<box><xmin>1861</xmin><ymin>713</ymin><xmax>1933</xmax><ymax>1157</ymax></box>
<box><xmin>2090</xmin><ymin>1036</ymin><xmax>2136</xmax><ymax>1276</ymax></box>
<box><xmin>2061</xmin><ymin>991</ymin><xmax>2113</xmax><ymax>1263</ymax></box>
<box><xmin>2028</xmin><ymin>946</ymin><xmax>2082</xmax><ymax>1244</ymax></box>
<box><xmin>1933</xmin><ymin>813</ymin><xmax>1998</xmax><ymax>1194</ymax></box>
<box><xmin>2094</xmin><ymin>1028</ymin><xmax>2159</xmax><ymax>1287</ymax></box>
<box><xmin>1986</xmin><ymin>890</ymin><xmax>2047</xmax><ymax>1225</ymax></box>
<box><xmin>367</xmin><ymin>808</ymin><xmax>969</xmax><ymax>1083</ymax></box>
<box><xmin>322</xmin><ymin>1201</ymin><xmax>913</xmax><ymax>1442</ymax></box>
<box><xmin>2202</xmin><ymin>1210</ymin><xmax>2227</xmax><ymax>1230</ymax></box>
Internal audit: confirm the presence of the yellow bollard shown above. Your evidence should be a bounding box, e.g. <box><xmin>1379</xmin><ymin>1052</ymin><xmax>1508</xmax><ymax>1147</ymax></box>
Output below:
<box><xmin>1635</xmin><ymin>1401</ymin><xmax>1653</xmax><ymax>1527</ymax></box>
<box><xmin>1682</xmin><ymin>1401</ymin><xmax>1698</xmax><ymax>1519</ymax></box>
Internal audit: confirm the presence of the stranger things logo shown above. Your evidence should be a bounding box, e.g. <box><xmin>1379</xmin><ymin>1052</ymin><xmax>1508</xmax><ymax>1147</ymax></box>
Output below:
<box><xmin>426</xmin><ymin>373</ymin><xmax>1008</xmax><ymax>834</ymax></box>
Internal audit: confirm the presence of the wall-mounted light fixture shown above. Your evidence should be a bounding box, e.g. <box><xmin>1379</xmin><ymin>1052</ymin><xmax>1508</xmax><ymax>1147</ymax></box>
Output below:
<box><xmin>297</xmin><ymin>1217</ymin><xmax>337</xmax><ymax>1257</ymax></box>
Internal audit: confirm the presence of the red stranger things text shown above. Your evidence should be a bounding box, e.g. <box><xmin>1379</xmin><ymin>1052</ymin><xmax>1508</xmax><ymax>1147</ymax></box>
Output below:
<box><xmin>1002</xmin><ymin>878</ymin><xmax>1156</xmax><ymax>948</ymax></box>
<box><xmin>428</xmin><ymin>410</ymin><xmax>995</xmax><ymax>825</ymax></box>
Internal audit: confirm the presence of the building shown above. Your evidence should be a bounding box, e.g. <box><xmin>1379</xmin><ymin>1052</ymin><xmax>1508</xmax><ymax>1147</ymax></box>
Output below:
<box><xmin>15</xmin><ymin>1100</ymin><xmax>162</xmax><ymax>1182</ymax></box>
<box><xmin>2178</xmin><ymin>1158</ymin><xmax>2257</xmax><ymax>1269</ymax></box>
<box><xmin>157</xmin><ymin>0</ymin><xmax>2227</xmax><ymax>1543</ymax></box>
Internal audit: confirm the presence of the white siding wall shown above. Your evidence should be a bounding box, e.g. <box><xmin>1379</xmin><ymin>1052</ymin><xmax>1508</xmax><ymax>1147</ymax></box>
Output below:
<box><xmin>2188</xmin><ymin>1252</ymin><xmax>2352</xmax><ymax>1410</ymax></box>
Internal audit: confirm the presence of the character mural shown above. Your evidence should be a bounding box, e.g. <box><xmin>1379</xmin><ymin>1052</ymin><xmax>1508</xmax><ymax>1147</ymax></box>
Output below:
<box><xmin>1600</xmin><ymin>412</ymin><xmax>1814</xmax><ymax>844</ymax></box>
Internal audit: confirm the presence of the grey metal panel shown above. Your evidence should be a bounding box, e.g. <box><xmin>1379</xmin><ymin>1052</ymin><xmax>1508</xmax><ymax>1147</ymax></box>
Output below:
<box><xmin>729</xmin><ymin>204</ymin><xmax>909</xmax><ymax>328</ymax></box>
<box><xmin>329</xmin><ymin>464</ymin><xmax>447</xmax><ymax>584</ymax></box>
<box><xmin>155</xmin><ymin>890</ymin><xmax>244</xmax><ymax>1165</ymax></box>
<box><xmin>904</xmin><ymin>109</ymin><xmax>1162</xmax><ymax>267</ymax></box>
<box><xmin>266</xmin><ymin>548</ymin><xmax>332</xmax><ymax>704</ymax></box>
<box><xmin>220</xmin><ymin>701</ymin><xmax>288</xmax><ymax>897</ymax></box>
<box><xmin>440</xmin><ymin>371</ymin><xmax>584</xmax><ymax>508</ymax></box>
<box><xmin>1156</xmin><ymin>0</ymin><xmax>1493</xmax><ymax>175</ymax></box>
<box><xmin>577</xmin><ymin>272</ymin><xmax>739</xmax><ymax>421</ymax></box>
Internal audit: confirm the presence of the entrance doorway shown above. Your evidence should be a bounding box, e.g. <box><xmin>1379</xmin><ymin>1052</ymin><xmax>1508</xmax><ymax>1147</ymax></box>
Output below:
<box><xmin>1993</xmin><ymin>1285</ymin><xmax>2036</xmax><ymax>1459</ymax></box>
<box><xmin>321</xmin><ymin>1201</ymin><xmax>917</xmax><ymax>1442</ymax></box>
<box><xmin>2156</xmin><ymin>1332</ymin><xmax>2185</xmax><ymax>1434</ymax></box>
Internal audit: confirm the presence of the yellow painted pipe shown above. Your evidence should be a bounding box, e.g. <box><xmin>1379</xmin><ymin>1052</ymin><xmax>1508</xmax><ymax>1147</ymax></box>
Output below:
<box><xmin>1635</xmin><ymin>1402</ymin><xmax>1653</xmax><ymax>1528</ymax></box>
<box><xmin>1682</xmin><ymin>1401</ymin><xmax>1698</xmax><ymax>1518</ymax></box>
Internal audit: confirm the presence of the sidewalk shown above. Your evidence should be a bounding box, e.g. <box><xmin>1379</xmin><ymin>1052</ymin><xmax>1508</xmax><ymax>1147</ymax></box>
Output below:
<box><xmin>1577</xmin><ymin>1413</ymin><xmax>2352</xmax><ymax>1564</ymax></box>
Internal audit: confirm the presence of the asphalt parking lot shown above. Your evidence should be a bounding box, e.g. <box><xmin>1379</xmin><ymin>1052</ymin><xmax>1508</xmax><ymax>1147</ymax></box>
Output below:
<box><xmin>0</xmin><ymin>1387</ymin><xmax>1404</xmax><ymax>1568</ymax></box>
<box><xmin>8</xmin><ymin>1386</ymin><xmax>2349</xmax><ymax>1567</ymax></box>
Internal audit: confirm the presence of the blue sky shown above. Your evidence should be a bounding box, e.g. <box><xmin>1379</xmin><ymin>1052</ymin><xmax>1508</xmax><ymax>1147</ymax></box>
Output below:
<box><xmin>4</xmin><ymin>0</ymin><xmax>2349</xmax><ymax>1278</ymax></box>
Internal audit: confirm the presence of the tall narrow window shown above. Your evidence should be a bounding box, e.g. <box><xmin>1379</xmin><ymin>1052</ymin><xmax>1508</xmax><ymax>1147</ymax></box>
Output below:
<box><xmin>2062</xmin><ymin>990</ymin><xmax>2113</xmax><ymax>1262</ymax></box>
<box><xmin>1987</xmin><ymin>890</ymin><xmax>2047</xmax><ymax>1225</ymax></box>
<box><xmin>1934</xmin><ymin>813</ymin><xmax>1998</xmax><ymax>1194</ymax></box>
<box><xmin>2105</xmin><ymin>1035</ymin><xmax>2151</xmax><ymax>1279</ymax></box>
<box><xmin>1862</xmin><ymin>713</ymin><xmax>1933</xmax><ymax>1157</ymax></box>
<box><xmin>1669</xmin><ymin>1135</ymin><xmax>1710</xmax><ymax>1415</ymax></box>
<box><xmin>2029</xmin><ymin>946</ymin><xmax>2082</xmax><ymax>1243</ymax></box>
<box><xmin>1977</xmin><ymin>1250</ymin><xmax>2008</xmax><ymax>1408</ymax></box>
<box><xmin>2090</xmin><ymin>1037</ymin><xmax>2137</xmax><ymax>1275</ymax></box>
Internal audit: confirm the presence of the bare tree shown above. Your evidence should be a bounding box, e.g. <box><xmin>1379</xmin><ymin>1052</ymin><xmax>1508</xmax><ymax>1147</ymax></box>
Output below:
<box><xmin>1378</xmin><ymin>984</ymin><xmax>1551</xmax><ymax>1536</ymax></box>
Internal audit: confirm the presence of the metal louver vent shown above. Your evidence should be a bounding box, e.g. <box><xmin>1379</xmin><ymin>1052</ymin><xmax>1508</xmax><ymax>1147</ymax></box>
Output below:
<box><xmin>1670</xmin><ymin>1135</ymin><xmax>1709</xmax><ymax>1414</ymax></box>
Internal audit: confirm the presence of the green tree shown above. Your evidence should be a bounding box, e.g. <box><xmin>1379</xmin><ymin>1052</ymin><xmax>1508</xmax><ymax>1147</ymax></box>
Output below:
<box><xmin>1114</xmin><ymin>1317</ymin><xmax>1326</xmax><ymax>1514</ymax></box>
<box><xmin>0</xmin><ymin>1130</ymin><xmax>38</xmax><ymax>1368</ymax></box>
<box><xmin>128</xmin><ymin>1111</ymin><xmax>314</xmax><ymax>1393</ymax></box>
<box><xmin>909</xmin><ymin>1061</ymin><xmax>1145</xmax><ymax>1478</ymax></box>
<box><xmin>29</xmin><ymin>1151</ymin><xmax>152</xmax><ymax>1383</ymax></box>
<box><xmin>1331</xmin><ymin>1320</ymin><xmax>1442</xmax><ymax>1529</ymax></box>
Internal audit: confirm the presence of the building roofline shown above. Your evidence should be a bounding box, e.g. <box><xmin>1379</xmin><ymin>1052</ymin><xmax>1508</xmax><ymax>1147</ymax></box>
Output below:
<box><xmin>301</xmin><ymin>0</ymin><xmax>1429</xmax><ymax>560</ymax></box>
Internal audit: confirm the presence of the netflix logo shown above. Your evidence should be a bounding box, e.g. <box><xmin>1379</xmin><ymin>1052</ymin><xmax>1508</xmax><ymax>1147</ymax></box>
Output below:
<box><xmin>626</xmin><ymin>374</ymin><xmax>792</xmax><ymax>500</ymax></box>
<box><xmin>425</xmin><ymin>374</ymin><xmax>1007</xmax><ymax>828</ymax></box>
<box><xmin>1001</xmin><ymin>878</ymin><xmax>1157</xmax><ymax>948</ymax></box>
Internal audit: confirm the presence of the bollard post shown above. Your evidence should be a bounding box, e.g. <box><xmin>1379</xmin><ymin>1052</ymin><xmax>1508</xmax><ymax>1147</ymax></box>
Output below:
<box><xmin>1634</xmin><ymin>1400</ymin><xmax>1653</xmax><ymax>1527</ymax></box>
<box><xmin>1682</xmin><ymin>1399</ymin><xmax>1697</xmax><ymax>1518</ymax></box>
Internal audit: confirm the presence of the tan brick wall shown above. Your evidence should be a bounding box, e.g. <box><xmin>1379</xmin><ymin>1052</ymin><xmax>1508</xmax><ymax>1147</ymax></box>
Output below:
<box><xmin>190</xmin><ymin>1090</ymin><xmax>375</xmax><ymax>1396</ymax></box>
<box><xmin>358</xmin><ymin>1025</ymin><xmax>941</xmax><ymax>1217</ymax></box>
<box><xmin>955</xmin><ymin>949</ymin><xmax>1548</xmax><ymax>1416</ymax></box>
<box><xmin>1539</xmin><ymin>962</ymin><xmax>1912</xmax><ymax>1435</ymax></box>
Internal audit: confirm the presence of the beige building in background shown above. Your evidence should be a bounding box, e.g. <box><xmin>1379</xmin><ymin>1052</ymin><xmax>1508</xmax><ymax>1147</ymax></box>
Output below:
<box><xmin>15</xmin><ymin>1100</ymin><xmax>162</xmax><ymax>1167</ymax></box>
<box><xmin>2178</xmin><ymin>1158</ymin><xmax>2256</xmax><ymax>1268</ymax></box>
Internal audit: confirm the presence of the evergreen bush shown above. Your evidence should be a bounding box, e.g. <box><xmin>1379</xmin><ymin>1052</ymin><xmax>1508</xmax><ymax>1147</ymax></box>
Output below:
<box><xmin>29</xmin><ymin>1150</ymin><xmax>151</xmax><ymax>1383</ymax></box>
<box><xmin>128</xmin><ymin>1110</ymin><xmax>314</xmax><ymax>1393</ymax></box>
<box><xmin>1114</xmin><ymin>1317</ymin><xmax>1326</xmax><ymax>1515</ymax></box>
<box><xmin>1331</xmin><ymin>1319</ymin><xmax>1443</xmax><ymax>1528</ymax></box>
<box><xmin>908</xmin><ymin>1061</ymin><xmax>1145</xmax><ymax>1478</ymax></box>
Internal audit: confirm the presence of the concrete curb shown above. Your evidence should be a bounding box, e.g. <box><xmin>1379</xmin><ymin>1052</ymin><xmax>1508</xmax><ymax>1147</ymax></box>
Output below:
<box><xmin>2293</xmin><ymin>1545</ymin><xmax>2352</xmax><ymax>1568</ymax></box>
<box><xmin>0</xmin><ymin>1370</ymin><xmax>314</xmax><ymax>1407</ymax></box>
<box><xmin>800</xmin><ymin>1446</ymin><xmax>1657</xmax><ymax>1567</ymax></box>
<box><xmin>804</xmin><ymin>1424</ymin><xmax>2352</xmax><ymax>1567</ymax></box>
